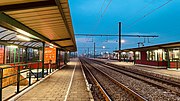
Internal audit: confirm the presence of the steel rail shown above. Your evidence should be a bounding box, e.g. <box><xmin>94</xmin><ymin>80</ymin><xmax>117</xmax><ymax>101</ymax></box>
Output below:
<box><xmin>80</xmin><ymin>59</ymin><xmax>112</xmax><ymax>101</ymax></box>
<box><xmin>81</xmin><ymin>58</ymin><xmax>147</xmax><ymax>101</ymax></box>
<box><xmin>91</xmin><ymin>59</ymin><xmax>180</xmax><ymax>96</ymax></box>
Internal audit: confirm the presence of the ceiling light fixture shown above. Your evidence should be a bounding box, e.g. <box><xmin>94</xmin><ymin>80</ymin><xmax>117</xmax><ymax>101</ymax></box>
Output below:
<box><xmin>17</xmin><ymin>35</ymin><xmax>31</xmax><ymax>41</ymax></box>
<box><xmin>7</xmin><ymin>45</ymin><xmax>18</xmax><ymax>48</ymax></box>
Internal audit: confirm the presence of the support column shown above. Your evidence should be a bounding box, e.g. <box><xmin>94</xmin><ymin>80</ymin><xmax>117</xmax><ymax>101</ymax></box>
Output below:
<box><xmin>166</xmin><ymin>49</ymin><xmax>170</xmax><ymax>68</ymax></box>
<box><xmin>56</xmin><ymin>48</ymin><xmax>59</xmax><ymax>69</ymax></box>
<box><xmin>42</xmin><ymin>42</ymin><xmax>45</xmax><ymax>78</ymax></box>
<box><xmin>3</xmin><ymin>45</ymin><xmax>5</xmax><ymax>64</ymax></box>
<box><xmin>25</xmin><ymin>48</ymin><xmax>28</xmax><ymax>63</ymax></box>
<box><xmin>157</xmin><ymin>51</ymin><xmax>159</xmax><ymax>66</ymax></box>
<box><xmin>133</xmin><ymin>51</ymin><xmax>136</xmax><ymax>65</ymax></box>
<box><xmin>119</xmin><ymin>22</ymin><xmax>121</xmax><ymax>62</ymax></box>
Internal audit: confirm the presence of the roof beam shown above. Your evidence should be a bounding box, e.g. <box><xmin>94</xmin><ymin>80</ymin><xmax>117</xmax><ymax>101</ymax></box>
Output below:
<box><xmin>0</xmin><ymin>32</ymin><xmax>15</xmax><ymax>39</ymax></box>
<box><xmin>62</xmin><ymin>45</ymin><xmax>74</xmax><ymax>48</ymax></box>
<box><xmin>0</xmin><ymin>0</ymin><xmax>56</xmax><ymax>12</ymax></box>
<box><xmin>0</xmin><ymin>30</ymin><xmax>8</xmax><ymax>33</ymax></box>
<box><xmin>51</xmin><ymin>38</ymin><xmax>71</xmax><ymax>42</ymax></box>
<box><xmin>0</xmin><ymin>40</ymin><xmax>38</xmax><ymax>42</ymax></box>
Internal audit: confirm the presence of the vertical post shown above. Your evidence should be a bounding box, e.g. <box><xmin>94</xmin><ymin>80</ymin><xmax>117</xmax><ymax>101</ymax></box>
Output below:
<box><xmin>18</xmin><ymin>48</ymin><xmax>20</xmax><ymax>62</ymax></box>
<box><xmin>14</xmin><ymin>48</ymin><xmax>16</xmax><ymax>63</ymax></box>
<box><xmin>94</xmin><ymin>42</ymin><xmax>95</xmax><ymax>58</ymax></box>
<box><xmin>166</xmin><ymin>49</ymin><xmax>170</xmax><ymax>68</ymax></box>
<box><xmin>25</xmin><ymin>48</ymin><xmax>28</xmax><ymax>63</ymax></box>
<box><xmin>133</xmin><ymin>51</ymin><xmax>136</xmax><ymax>65</ymax></box>
<box><xmin>119</xmin><ymin>22</ymin><xmax>121</xmax><ymax>62</ymax></box>
<box><xmin>37</xmin><ymin>62</ymin><xmax>39</xmax><ymax>81</ymax></box>
<box><xmin>29</xmin><ymin>65</ymin><xmax>31</xmax><ymax>86</ymax></box>
<box><xmin>157</xmin><ymin>51</ymin><xmax>159</xmax><ymax>66</ymax></box>
<box><xmin>42</xmin><ymin>42</ymin><xmax>45</xmax><ymax>78</ymax></box>
<box><xmin>56</xmin><ymin>48</ymin><xmax>58</xmax><ymax>69</ymax></box>
<box><xmin>0</xmin><ymin>68</ymin><xmax>3</xmax><ymax>101</ymax></box>
<box><xmin>3</xmin><ymin>45</ymin><xmax>5</xmax><ymax>64</ymax></box>
<box><xmin>17</xmin><ymin>66</ymin><xmax>20</xmax><ymax>93</ymax></box>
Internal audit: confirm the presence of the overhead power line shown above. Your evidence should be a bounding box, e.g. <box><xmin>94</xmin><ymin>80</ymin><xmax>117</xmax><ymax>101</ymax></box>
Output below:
<box><xmin>75</xmin><ymin>34</ymin><xmax>158</xmax><ymax>38</ymax></box>
<box><xmin>98</xmin><ymin>0</ymin><xmax>107</xmax><ymax>15</ymax></box>
<box><xmin>93</xmin><ymin>0</ymin><xmax>113</xmax><ymax>31</ymax></box>
<box><xmin>127</xmin><ymin>0</ymin><xmax>173</xmax><ymax>28</ymax></box>
<box><xmin>127</xmin><ymin>0</ymin><xmax>157</xmax><ymax>20</ymax></box>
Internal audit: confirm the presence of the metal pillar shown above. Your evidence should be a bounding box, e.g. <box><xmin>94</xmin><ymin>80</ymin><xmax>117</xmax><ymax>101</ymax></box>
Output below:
<box><xmin>94</xmin><ymin>42</ymin><xmax>95</xmax><ymax>58</ymax></box>
<box><xmin>3</xmin><ymin>45</ymin><xmax>5</xmax><ymax>64</ymax></box>
<box><xmin>56</xmin><ymin>48</ymin><xmax>59</xmax><ymax>69</ymax></box>
<box><xmin>166</xmin><ymin>49</ymin><xmax>170</xmax><ymax>68</ymax></box>
<box><xmin>25</xmin><ymin>48</ymin><xmax>28</xmax><ymax>63</ymax></box>
<box><xmin>119</xmin><ymin>22</ymin><xmax>121</xmax><ymax>61</ymax></box>
<box><xmin>133</xmin><ymin>51</ymin><xmax>136</xmax><ymax>65</ymax></box>
<box><xmin>42</xmin><ymin>42</ymin><xmax>45</xmax><ymax>78</ymax></box>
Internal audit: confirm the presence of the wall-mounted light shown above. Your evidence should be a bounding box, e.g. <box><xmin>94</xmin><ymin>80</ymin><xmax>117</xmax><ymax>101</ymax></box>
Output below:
<box><xmin>7</xmin><ymin>45</ymin><xmax>18</xmax><ymax>48</ymax></box>
<box><xmin>49</xmin><ymin>46</ymin><xmax>53</xmax><ymax>48</ymax></box>
<box><xmin>17</xmin><ymin>35</ymin><xmax>30</xmax><ymax>41</ymax></box>
<box><xmin>50</xmin><ymin>43</ymin><xmax>54</xmax><ymax>46</ymax></box>
<box><xmin>122</xmin><ymin>52</ymin><xmax>126</xmax><ymax>54</ymax></box>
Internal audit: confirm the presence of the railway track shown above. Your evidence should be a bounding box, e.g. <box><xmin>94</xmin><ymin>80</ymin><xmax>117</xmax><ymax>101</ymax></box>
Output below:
<box><xmin>82</xmin><ymin>58</ymin><xmax>180</xmax><ymax>101</ymax></box>
<box><xmin>90</xmin><ymin>58</ymin><xmax>180</xmax><ymax>96</ymax></box>
<box><xmin>80</xmin><ymin>58</ymin><xmax>147</xmax><ymax>101</ymax></box>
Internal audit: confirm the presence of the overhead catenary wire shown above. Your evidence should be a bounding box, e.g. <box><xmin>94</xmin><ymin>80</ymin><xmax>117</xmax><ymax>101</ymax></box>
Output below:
<box><xmin>127</xmin><ymin>0</ymin><xmax>173</xmax><ymax>28</ymax></box>
<box><xmin>93</xmin><ymin>0</ymin><xmax>113</xmax><ymax>31</ymax></box>
<box><xmin>98</xmin><ymin>0</ymin><xmax>107</xmax><ymax>16</ymax></box>
<box><xmin>127</xmin><ymin>0</ymin><xmax>157</xmax><ymax>21</ymax></box>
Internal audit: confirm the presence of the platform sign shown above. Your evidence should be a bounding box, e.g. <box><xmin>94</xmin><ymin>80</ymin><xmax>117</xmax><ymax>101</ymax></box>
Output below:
<box><xmin>44</xmin><ymin>47</ymin><xmax>56</xmax><ymax>63</ymax></box>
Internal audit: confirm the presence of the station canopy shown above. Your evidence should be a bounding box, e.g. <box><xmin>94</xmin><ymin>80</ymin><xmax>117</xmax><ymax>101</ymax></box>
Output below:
<box><xmin>114</xmin><ymin>42</ymin><xmax>180</xmax><ymax>52</ymax></box>
<box><xmin>0</xmin><ymin>0</ymin><xmax>76</xmax><ymax>51</ymax></box>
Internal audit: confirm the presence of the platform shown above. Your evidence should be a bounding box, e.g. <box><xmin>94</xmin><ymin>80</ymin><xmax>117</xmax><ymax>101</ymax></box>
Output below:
<box><xmin>93</xmin><ymin>58</ymin><xmax>180</xmax><ymax>79</ymax></box>
<box><xmin>15</xmin><ymin>58</ymin><xmax>92</xmax><ymax>101</ymax></box>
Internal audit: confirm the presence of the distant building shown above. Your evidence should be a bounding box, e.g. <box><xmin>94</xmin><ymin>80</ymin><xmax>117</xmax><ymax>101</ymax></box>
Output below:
<box><xmin>114</xmin><ymin>42</ymin><xmax>180</xmax><ymax>69</ymax></box>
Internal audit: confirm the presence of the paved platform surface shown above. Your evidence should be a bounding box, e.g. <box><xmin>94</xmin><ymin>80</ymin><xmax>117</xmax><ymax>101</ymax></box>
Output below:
<box><xmin>17</xmin><ymin>58</ymin><xmax>91</xmax><ymax>101</ymax></box>
<box><xmin>93</xmin><ymin>58</ymin><xmax>180</xmax><ymax>78</ymax></box>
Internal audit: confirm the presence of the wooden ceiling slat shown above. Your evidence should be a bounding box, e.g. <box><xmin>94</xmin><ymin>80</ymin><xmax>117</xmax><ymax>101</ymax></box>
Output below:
<box><xmin>16</xmin><ymin>16</ymin><xmax>62</xmax><ymax>22</ymax></box>
<box><xmin>6</xmin><ymin>6</ymin><xmax>58</xmax><ymax>15</ymax></box>
<box><xmin>32</xmin><ymin>26</ymin><xmax>66</xmax><ymax>30</ymax></box>
<box><xmin>20</xmin><ymin>19</ymin><xmax>64</xmax><ymax>25</ymax></box>
<box><xmin>10</xmin><ymin>13</ymin><xmax>61</xmax><ymax>19</ymax></box>
<box><xmin>24</xmin><ymin>21</ymin><xmax>65</xmax><ymax>26</ymax></box>
<box><xmin>17</xmin><ymin>17</ymin><xmax>62</xmax><ymax>23</ymax></box>
<box><xmin>1</xmin><ymin>0</ymin><xmax>76</xmax><ymax>51</ymax></box>
<box><xmin>7</xmin><ymin>11</ymin><xmax>60</xmax><ymax>18</ymax></box>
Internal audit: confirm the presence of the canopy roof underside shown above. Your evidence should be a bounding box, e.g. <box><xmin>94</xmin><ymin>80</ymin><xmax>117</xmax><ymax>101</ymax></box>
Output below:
<box><xmin>0</xmin><ymin>0</ymin><xmax>76</xmax><ymax>51</ymax></box>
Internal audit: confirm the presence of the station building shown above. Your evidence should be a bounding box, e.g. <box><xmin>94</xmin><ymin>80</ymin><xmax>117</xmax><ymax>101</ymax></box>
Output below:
<box><xmin>115</xmin><ymin>42</ymin><xmax>180</xmax><ymax>69</ymax></box>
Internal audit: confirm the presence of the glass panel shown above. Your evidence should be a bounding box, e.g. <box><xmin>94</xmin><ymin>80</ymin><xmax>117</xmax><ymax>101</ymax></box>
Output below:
<box><xmin>135</xmin><ymin>51</ymin><xmax>141</xmax><ymax>60</ymax></box>
<box><xmin>147</xmin><ymin>50</ymin><xmax>158</xmax><ymax>61</ymax></box>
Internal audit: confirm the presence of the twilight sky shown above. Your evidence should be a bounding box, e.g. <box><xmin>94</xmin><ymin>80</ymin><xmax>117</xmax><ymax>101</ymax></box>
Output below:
<box><xmin>69</xmin><ymin>0</ymin><xmax>180</xmax><ymax>55</ymax></box>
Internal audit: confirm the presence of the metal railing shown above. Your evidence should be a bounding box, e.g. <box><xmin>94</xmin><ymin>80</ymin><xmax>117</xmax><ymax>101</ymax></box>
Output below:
<box><xmin>0</xmin><ymin>61</ymin><xmax>57</xmax><ymax>101</ymax></box>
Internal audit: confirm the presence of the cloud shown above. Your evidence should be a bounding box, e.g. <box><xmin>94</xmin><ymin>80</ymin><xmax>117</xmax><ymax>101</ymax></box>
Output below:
<box><xmin>76</xmin><ymin>38</ymin><xmax>93</xmax><ymax>43</ymax></box>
